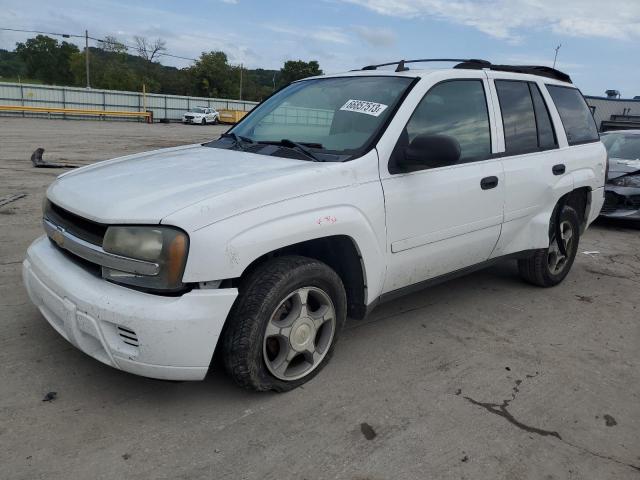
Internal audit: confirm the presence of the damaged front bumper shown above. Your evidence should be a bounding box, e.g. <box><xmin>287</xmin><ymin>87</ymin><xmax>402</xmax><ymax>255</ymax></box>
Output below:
<box><xmin>600</xmin><ymin>188</ymin><xmax>640</xmax><ymax>220</ymax></box>
<box><xmin>23</xmin><ymin>236</ymin><xmax>238</xmax><ymax>381</ymax></box>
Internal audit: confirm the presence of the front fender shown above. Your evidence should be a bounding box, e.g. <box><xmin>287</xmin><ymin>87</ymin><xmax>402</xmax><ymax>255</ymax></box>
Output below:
<box><xmin>180</xmin><ymin>183</ymin><xmax>387</xmax><ymax>304</ymax></box>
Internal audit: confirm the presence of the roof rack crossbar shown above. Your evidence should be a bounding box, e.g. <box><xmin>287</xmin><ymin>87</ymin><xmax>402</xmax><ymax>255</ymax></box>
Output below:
<box><xmin>360</xmin><ymin>58</ymin><xmax>571</xmax><ymax>82</ymax></box>
<box><xmin>362</xmin><ymin>58</ymin><xmax>489</xmax><ymax>72</ymax></box>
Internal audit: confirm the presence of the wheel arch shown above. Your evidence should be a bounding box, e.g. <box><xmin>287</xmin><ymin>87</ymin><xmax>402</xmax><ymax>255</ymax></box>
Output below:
<box><xmin>562</xmin><ymin>186</ymin><xmax>591</xmax><ymax>234</ymax></box>
<box><xmin>237</xmin><ymin>235</ymin><xmax>368</xmax><ymax>319</ymax></box>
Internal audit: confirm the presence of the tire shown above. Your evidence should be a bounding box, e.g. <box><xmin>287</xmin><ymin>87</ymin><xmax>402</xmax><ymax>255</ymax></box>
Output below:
<box><xmin>213</xmin><ymin>116</ymin><xmax>219</xmax><ymax>125</ymax></box>
<box><xmin>518</xmin><ymin>205</ymin><xmax>580</xmax><ymax>287</ymax></box>
<box><xmin>222</xmin><ymin>255</ymin><xmax>347</xmax><ymax>392</ymax></box>
<box><xmin>201</xmin><ymin>118</ymin><xmax>206</xmax><ymax>125</ymax></box>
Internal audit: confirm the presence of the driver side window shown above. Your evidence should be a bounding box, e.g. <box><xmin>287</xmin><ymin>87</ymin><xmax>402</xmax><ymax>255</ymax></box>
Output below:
<box><xmin>401</xmin><ymin>80</ymin><xmax>492</xmax><ymax>168</ymax></box>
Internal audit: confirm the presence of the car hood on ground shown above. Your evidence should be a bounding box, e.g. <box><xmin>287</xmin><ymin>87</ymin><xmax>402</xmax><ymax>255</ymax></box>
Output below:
<box><xmin>608</xmin><ymin>157</ymin><xmax>640</xmax><ymax>181</ymax></box>
<box><xmin>47</xmin><ymin>144</ymin><xmax>340</xmax><ymax>225</ymax></box>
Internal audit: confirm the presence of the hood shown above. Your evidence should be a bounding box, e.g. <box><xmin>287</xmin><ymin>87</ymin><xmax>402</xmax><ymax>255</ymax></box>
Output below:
<box><xmin>47</xmin><ymin>144</ymin><xmax>330</xmax><ymax>225</ymax></box>
<box><xmin>608</xmin><ymin>157</ymin><xmax>640</xmax><ymax>180</ymax></box>
<box><xmin>185</xmin><ymin>111</ymin><xmax>205</xmax><ymax>116</ymax></box>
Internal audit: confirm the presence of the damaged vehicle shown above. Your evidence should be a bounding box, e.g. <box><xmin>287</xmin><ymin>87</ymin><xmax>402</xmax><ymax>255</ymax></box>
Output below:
<box><xmin>23</xmin><ymin>59</ymin><xmax>606</xmax><ymax>391</ymax></box>
<box><xmin>600</xmin><ymin>130</ymin><xmax>640</xmax><ymax>220</ymax></box>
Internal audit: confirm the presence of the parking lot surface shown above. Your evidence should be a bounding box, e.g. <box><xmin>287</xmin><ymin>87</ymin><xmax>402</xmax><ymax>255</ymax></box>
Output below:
<box><xmin>1</xmin><ymin>118</ymin><xmax>639</xmax><ymax>480</ymax></box>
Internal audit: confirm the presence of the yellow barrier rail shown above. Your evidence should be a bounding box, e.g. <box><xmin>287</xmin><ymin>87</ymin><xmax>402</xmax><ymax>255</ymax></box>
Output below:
<box><xmin>0</xmin><ymin>105</ymin><xmax>153</xmax><ymax>122</ymax></box>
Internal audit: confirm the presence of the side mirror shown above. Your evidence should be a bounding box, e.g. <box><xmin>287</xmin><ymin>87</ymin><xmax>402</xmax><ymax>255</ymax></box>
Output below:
<box><xmin>400</xmin><ymin>134</ymin><xmax>461</xmax><ymax>170</ymax></box>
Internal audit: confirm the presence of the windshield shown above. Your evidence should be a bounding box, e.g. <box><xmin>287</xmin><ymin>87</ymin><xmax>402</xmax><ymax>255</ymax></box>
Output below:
<box><xmin>602</xmin><ymin>133</ymin><xmax>640</xmax><ymax>160</ymax></box>
<box><xmin>192</xmin><ymin>107</ymin><xmax>206</xmax><ymax>113</ymax></box>
<box><xmin>229</xmin><ymin>76</ymin><xmax>414</xmax><ymax>154</ymax></box>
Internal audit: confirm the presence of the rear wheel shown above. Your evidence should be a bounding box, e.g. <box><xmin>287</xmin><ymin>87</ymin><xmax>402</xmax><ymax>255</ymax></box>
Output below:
<box><xmin>518</xmin><ymin>205</ymin><xmax>580</xmax><ymax>287</ymax></box>
<box><xmin>222</xmin><ymin>256</ymin><xmax>347</xmax><ymax>392</ymax></box>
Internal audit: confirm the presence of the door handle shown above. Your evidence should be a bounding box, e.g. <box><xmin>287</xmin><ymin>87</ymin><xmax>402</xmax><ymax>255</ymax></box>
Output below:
<box><xmin>552</xmin><ymin>164</ymin><xmax>566</xmax><ymax>175</ymax></box>
<box><xmin>480</xmin><ymin>176</ymin><xmax>499</xmax><ymax>190</ymax></box>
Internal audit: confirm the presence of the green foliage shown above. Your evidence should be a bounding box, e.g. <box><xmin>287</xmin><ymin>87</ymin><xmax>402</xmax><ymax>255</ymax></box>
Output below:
<box><xmin>0</xmin><ymin>49</ymin><xmax>27</xmax><ymax>79</ymax></box>
<box><xmin>2</xmin><ymin>35</ymin><xmax>321</xmax><ymax>102</ymax></box>
<box><xmin>15</xmin><ymin>35</ymin><xmax>78</xmax><ymax>85</ymax></box>
<box><xmin>188</xmin><ymin>51</ymin><xmax>235</xmax><ymax>98</ymax></box>
<box><xmin>279</xmin><ymin>60</ymin><xmax>322</xmax><ymax>86</ymax></box>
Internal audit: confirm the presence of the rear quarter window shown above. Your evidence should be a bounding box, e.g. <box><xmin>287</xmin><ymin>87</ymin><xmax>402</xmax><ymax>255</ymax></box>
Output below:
<box><xmin>546</xmin><ymin>85</ymin><xmax>599</xmax><ymax>145</ymax></box>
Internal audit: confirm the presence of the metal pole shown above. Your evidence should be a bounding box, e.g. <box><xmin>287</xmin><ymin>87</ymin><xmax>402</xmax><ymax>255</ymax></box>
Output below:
<box><xmin>85</xmin><ymin>30</ymin><xmax>90</xmax><ymax>88</ymax></box>
<box><xmin>239</xmin><ymin>63</ymin><xmax>243</xmax><ymax>101</ymax></box>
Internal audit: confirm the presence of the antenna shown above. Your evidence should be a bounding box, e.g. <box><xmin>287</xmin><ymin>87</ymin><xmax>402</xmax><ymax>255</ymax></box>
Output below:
<box><xmin>553</xmin><ymin>44</ymin><xmax>562</xmax><ymax>69</ymax></box>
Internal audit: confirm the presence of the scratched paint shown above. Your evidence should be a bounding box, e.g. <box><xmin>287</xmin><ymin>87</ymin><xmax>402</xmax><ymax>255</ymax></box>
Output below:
<box><xmin>316</xmin><ymin>215</ymin><xmax>337</xmax><ymax>225</ymax></box>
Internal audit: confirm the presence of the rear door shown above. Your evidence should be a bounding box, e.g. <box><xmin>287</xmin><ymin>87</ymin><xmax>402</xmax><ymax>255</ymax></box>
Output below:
<box><xmin>487</xmin><ymin>73</ymin><xmax>572</xmax><ymax>257</ymax></box>
<box><xmin>378</xmin><ymin>72</ymin><xmax>505</xmax><ymax>293</ymax></box>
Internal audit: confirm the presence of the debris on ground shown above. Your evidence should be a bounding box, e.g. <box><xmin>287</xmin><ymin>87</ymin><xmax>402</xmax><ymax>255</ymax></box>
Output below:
<box><xmin>582</xmin><ymin>251</ymin><xmax>600</xmax><ymax>256</ymax></box>
<box><xmin>0</xmin><ymin>193</ymin><xmax>27</xmax><ymax>208</ymax></box>
<box><xmin>603</xmin><ymin>414</ymin><xmax>617</xmax><ymax>427</ymax></box>
<box><xmin>360</xmin><ymin>422</ymin><xmax>377</xmax><ymax>440</ymax></box>
<box><xmin>42</xmin><ymin>391</ymin><xmax>57</xmax><ymax>402</ymax></box>
<box><xmin>31</xmin><ymin>148</ymin><xmax>79</xmax><ymax>169</ymax></box>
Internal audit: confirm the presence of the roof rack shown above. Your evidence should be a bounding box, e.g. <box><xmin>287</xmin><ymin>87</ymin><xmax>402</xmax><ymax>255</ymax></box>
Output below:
<box><xmin>360</xmin><ymin>58</ymin><xmax>572</xmax><ymax>83</ymax></box>
<box><xmin>361</xmin><ymin>58</ymin><xmax>487</xmax><ymax>72</ymax></box>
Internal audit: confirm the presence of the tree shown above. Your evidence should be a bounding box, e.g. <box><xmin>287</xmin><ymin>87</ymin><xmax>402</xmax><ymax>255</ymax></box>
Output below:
<box><xmin>279</xmin><ymin>60</ymin><xmax>322</xmax><ymax>86</ymax></box>
<box><xmin>100</xmin><ymin>35</ymin><xmax>128</xmax><ymax>54</ymax></box>
<box><xmin>188</xmin><ymin>51</ymin><xmax>235</xmax><ymax>98</ymax></box>
<box><xmin>15</xmin><ymin>35</ymin><xmax>79</xmax><ymax>84</ymax></box>
<box><xmin>0</xmin><ymin>49</ymin><xmax>27</xmax><ymax>80</ymax></box>
<box><xmin>134</xmin><ymin>36</ymin><xmax>166</xmax><ymax>62</ymax></box>
<box><xmin>70</xmin><ymin>39</ymin><xmax>140</xmax><ymax>91</ymax></box>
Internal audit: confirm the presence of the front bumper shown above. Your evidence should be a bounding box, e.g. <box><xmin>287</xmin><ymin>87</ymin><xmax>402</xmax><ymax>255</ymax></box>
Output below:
<box><xmin>23</xmin><ymin>236</ymin><xmax>238</xmax><ymax>381</ymax></box>
<box><xmin>600</xmin><ymin>188</ymin><xmax>640</xmax><ymax>220</ymax></box>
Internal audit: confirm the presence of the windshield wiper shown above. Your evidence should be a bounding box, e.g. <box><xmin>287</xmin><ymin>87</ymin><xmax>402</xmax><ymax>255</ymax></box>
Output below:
<box><xmin>220</xmin><ymin>132</ymin><xmax>255</xmax><ymax>150</ymax></box>
<box><xmin>258</xmin><ymin>139</ymin><xmax>324</xmax><ymax>162</ymax></box>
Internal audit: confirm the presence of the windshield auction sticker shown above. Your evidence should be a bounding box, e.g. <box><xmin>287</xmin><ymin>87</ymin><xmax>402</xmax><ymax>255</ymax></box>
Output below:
<box><xmin>340</xmin><ymin>99</ymin><xmax>388</xmax><ymax>117</ymax></box>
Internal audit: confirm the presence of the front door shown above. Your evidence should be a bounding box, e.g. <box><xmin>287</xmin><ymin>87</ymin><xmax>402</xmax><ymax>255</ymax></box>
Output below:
<box><xmin>379</xmin><ymin>76</ymin><xmax>504</xmax><ymax>293</ymax></box>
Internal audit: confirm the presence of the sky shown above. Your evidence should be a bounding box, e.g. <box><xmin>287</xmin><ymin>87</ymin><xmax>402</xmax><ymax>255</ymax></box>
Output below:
<box><xmin>1</xmin><ymin>0</ymin><xmax>639</xmax><ymax>97</ymax></box>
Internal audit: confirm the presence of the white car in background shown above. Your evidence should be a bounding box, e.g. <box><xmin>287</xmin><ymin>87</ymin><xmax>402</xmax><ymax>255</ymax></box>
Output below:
<box><xmin>182</xmin><ymin>107</ymin><xmax>219</xmax><ymax>125</ymax></box>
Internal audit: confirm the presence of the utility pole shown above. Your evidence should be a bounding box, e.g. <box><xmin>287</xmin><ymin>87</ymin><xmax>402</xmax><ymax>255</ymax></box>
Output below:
<box><xmin>239</xmin><ymin>63</ymin><xmax>243</xmax><ymax>101</ymax></box>
<box><xmin>85</xmin><ymin>29</ymin><xmax>90</xmax><ymax>88</ymax></box>
<box><xmin>553</xmin><ymin>44</ymin><xmax>562</xmax><ymax>69</ymax></box>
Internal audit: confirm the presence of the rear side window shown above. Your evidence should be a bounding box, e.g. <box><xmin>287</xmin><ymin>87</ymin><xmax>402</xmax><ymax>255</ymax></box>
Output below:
<box><xmin>495</xmin><ymin>80</ymin><xmax>538</xmax><ymax>155</ymax></box>
<box><xmin>530</xmin><ymin>84</ymin><xmax>557</xmax><ymax>149</ymax></box>
<box><xmin>546</xmin><ymin>85</ymin><xmax>599</xmax><ymax>145</ymax></box>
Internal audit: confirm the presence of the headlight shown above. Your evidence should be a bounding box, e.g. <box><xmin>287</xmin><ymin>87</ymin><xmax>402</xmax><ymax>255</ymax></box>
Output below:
<box><xmin>102</xmin><ymin>226</ymin><xmax>189</xmax><ymax>291</ymax></box>
<box><xmin>609</xmin><ymin>174</ymin><xmax>640</xmax><ymax>187</ymax></box>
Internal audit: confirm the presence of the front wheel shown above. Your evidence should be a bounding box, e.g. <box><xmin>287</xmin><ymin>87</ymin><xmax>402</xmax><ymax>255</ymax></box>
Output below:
<box><xmin>201</xmin><ymin>118</ymin><xmax>207</xmax><ymax>125</ymax></box>
<box><xmin>518</xmin><ymin>205</ymin><xmax>580</xmax><ymax>287</ymax></box>
<box><xmin>222</xmin><ymin>256</ymin><xmax>347</xmax><ymax>392</ymax></box>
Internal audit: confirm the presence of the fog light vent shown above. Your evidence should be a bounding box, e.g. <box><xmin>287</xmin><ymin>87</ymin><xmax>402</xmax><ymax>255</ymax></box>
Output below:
<box><xmin>117</xmin><ymin>325</ymin><xmax>139</xmax><ymax>347</ymax></box>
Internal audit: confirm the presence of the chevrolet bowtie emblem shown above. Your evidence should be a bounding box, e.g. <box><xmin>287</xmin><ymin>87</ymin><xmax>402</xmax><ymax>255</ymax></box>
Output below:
<box><xmin>51</xmin><ymin>228</ymin><xmax>65</xmax><ymax>248</ymax></box>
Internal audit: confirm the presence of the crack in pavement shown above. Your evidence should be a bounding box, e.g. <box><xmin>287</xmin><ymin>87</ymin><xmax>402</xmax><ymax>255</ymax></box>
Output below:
<box><xmin>464</xmin><ymin>374</ymin><xmax>640</xmax><ymax>473</ymax></box>
<box><xmin>464</xmin><ymin>373</ymin><xmax>561</xmax><ymax>440</ymax></box>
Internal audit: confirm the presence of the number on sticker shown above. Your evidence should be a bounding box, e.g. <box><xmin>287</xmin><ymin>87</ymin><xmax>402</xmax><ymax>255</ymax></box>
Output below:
<box><xmin>340</xmin><ymin>99</ymin><xmax>388</xmax><ymax>117</ymax></box>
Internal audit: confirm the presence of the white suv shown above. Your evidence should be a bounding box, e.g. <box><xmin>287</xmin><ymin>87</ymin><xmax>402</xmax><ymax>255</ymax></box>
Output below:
<box><xmin>23</xmin><ymin>59</ymin><xmax>606</xmax><ymax>391</ymax></box>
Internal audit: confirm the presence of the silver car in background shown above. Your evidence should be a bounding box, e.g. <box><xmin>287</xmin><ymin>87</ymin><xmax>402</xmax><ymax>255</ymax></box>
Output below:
<box><xmin>601</xmin><ymin>130</ymin><xmax>640</xmax><ymax>221</ymax></box>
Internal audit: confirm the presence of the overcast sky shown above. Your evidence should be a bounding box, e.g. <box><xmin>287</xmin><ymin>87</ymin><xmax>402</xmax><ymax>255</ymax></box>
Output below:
<box><xmin>1</xmin><ymin>0</ymin><xmax>639</xmax><ymax>96</ymax></box>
